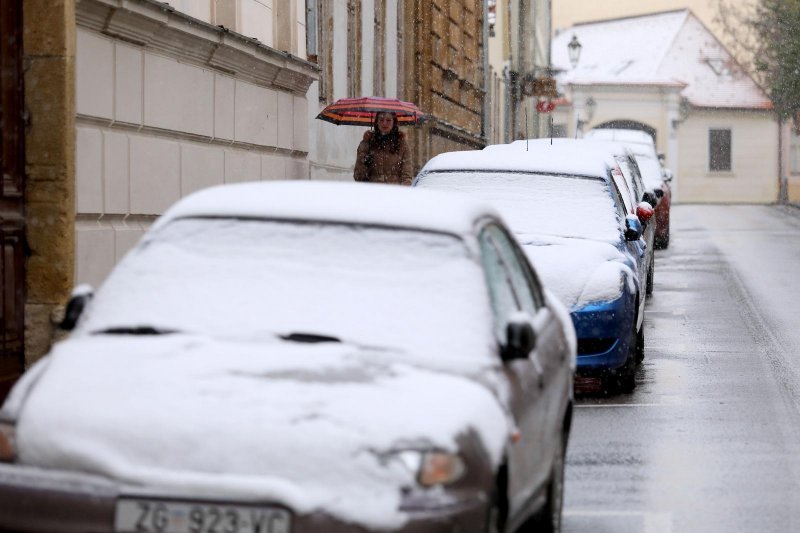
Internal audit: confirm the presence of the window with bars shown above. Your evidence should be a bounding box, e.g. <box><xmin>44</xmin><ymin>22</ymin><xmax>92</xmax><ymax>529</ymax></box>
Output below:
<box><xmin>709</xmin><ymin>128</ymin><xmax>732</xmax><ymax>172</ymax></box>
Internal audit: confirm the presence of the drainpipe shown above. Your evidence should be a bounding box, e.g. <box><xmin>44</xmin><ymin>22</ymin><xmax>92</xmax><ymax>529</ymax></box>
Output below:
<box><xmin>482</xmin><ymin>0</ymin><xmax>490</xmax><ymax>145</ymax></box>
<box><xmin>778</xmin><ymin>115</ymin><xmax>787</xmax><ymax>203</ymax></box>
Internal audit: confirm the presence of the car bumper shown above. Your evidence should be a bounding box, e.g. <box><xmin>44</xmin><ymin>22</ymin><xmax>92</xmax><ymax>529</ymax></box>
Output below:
<box><xmin>0</xmin><ymin>464</ymin><xmax>489</xmax><ymax>533</ymax></box>
<box><xmin>570</xmin><ymin>295</ymin><xmax>636</xmax><ymax>373</ymax></box>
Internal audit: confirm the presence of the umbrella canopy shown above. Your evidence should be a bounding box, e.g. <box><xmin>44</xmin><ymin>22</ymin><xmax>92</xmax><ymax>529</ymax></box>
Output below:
<box><xmin>316</xmin><ymin>97</ymin><xmax>426</xmax><ymax>126</ymax></box>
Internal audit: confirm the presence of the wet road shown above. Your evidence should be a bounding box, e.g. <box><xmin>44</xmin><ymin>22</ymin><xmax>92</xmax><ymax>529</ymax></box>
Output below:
<box><xmin>563</xmin><ymin>204</ymin><xmax>800</xmax><ymax>533</ymax></box>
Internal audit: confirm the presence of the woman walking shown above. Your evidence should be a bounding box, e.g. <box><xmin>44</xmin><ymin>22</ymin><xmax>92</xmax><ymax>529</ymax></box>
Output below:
<box><xmin>353</xmin><ymin>111</ymin><xmax>413</xmax><ymax>185</ymax></box>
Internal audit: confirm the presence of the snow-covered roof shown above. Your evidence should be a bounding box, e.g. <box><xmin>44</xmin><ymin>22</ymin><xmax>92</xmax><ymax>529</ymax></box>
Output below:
<box><xmin>552</xmin><ymin>9</ymin><xmax>771</xmax><ymax>109</ymax></box>
<box><xmin>420</xmin><ymin>140</ymin><xmax>615</xmax><ymax>178</ymax></box>
<box><xmin>154</xmin><ymin>180</ymin><xmax>500</xmax><ymax>237</ymax></box>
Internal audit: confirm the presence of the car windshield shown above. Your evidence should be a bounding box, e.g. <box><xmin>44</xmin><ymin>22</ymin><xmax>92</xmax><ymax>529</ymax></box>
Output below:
<box><xmin>77</xmin><ymin>218</ymin><xmax>493</xmax><ymax>362</ymax></box>
<box><xmin>635</xmin><ymin>154</ymin><xmax>666</xmax><ymax>190</ymax></box>
<box><xmin>416</xmin><ymin>171</ymin><xmax>622</xmax><ymax>243</ymax></box>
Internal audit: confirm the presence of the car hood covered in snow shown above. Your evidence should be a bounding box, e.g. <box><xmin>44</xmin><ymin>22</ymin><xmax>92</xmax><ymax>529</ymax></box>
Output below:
<box><xmin>5</xmin><ymin>334</ymin><xmax>510</xmax><ymax>529</ymax></box>
<box><xmin>516</xmin><ymin>234</ymin><xmax>634</xmax><ymax>310</ymax></box>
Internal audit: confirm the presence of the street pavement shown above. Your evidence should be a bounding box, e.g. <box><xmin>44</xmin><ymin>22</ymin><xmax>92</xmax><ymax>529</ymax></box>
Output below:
<box><xmin>563</xmin><ymin>204</ymin><xmax>800</xmax><ymax>533</ymax></box>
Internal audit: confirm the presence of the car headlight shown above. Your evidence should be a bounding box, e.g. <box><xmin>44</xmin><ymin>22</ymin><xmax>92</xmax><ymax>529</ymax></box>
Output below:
<box><xmin>576</xmin><ymin>266</ymin><xmax>626</xmax><ymax>308</ymax></box>
<box><xmin>0</xmin><ymin>421</ymin><xmax>16</xmax><ymax>462</ymax></box>
<box><xmin>393</xmin><ymin>450</ymin><xmax>466</xmax><ymax>487</ymax></box>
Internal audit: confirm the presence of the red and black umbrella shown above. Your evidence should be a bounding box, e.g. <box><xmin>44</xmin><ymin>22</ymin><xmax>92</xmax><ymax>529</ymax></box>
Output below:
<box><xmin>316</xmin><ymin>96</ymin><xmax>426</xmax><ymax>126</ymax></box>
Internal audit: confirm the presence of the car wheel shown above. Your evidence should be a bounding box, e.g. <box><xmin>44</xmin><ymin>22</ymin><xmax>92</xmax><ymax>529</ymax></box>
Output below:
<box><xmin>615</xmin><ymin>323</ymin><xmax>638</xmax><ymax>393</ymax></box>
<box><xmin>646</xmin><ymin>257</ymin><xmax>654</xmax><ymax>295</ymax></box>
<box><xmin>655</xmin><ymin>218</ymin><xmax>670</xmax><ymax>249</ymax></box>
<box><xmin>485</xmin><ymin>472</ymin><xmax>508</xmax><ymax>533</ymax></box>
<box><xmin>485</xmin><ymin>501</ymin><xmax>502</xmax><ymax>533</ymax></box>
<box><xmin>635</xmin><ymin>325</ymin><xmax>645</xmax><ymax>364</ymax></box>
<box><xmin>522</xmin><ymin>432</ymin><xmax>566</xmax><ymax>533</ymax></box>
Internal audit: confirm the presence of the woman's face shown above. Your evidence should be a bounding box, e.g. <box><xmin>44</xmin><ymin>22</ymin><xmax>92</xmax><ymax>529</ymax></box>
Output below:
<box><xmin>376</xmin><ymin>113</ymin><xmax>395</xmax><ymax>135</ymax></box>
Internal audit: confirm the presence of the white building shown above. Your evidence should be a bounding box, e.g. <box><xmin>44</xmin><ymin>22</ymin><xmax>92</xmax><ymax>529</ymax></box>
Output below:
<box><xmin>305</xmin><ymin>0</ymin><xmax>404</xmax><ymax>182</ymax></box>
<box><xmin>74</xmin><ymin>0</ymin><xmax>317</xmax><ymax>288</ymax></box>
<box><xmin>550</xmin><ymin>9</ymin><xmax>777</xmax><ymax>203</ymax></box>
<box><xmin>487</xmin><ymin>0</ymin><xmax>553</xmax><ymax>143</ymax></box>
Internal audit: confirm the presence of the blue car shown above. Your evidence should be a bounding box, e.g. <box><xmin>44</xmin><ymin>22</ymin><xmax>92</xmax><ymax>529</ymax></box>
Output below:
<box><xmin>415</xmin><ymin>139</ymin><xmax>654</xmax><ymax>392</ymax></box>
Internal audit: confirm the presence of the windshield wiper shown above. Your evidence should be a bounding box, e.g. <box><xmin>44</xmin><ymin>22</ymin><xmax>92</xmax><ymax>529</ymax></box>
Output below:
<box><xmin>94</xmin><ymin>326</ymin><xmax>176</xmax><ymax>335</ymax></box>
<box><xmin>280</xmin><ymin>332</ymin><xmax>342</xmax><ymax>344</ymax></box>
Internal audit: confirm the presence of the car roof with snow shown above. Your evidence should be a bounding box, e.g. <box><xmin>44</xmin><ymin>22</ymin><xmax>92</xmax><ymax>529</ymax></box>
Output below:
<box><xmin>584</xmin><ymin>129</ymin><xmax>659</xmax><ymax>159</ymax></box>
<box><xmin>419</xmin><ymin>139</ymin><xmax>617</xmax><ymax>179</ymax></box>
<box><xmin>153</xmin><ymin>180</ymin><xmax>502</xmax><ymax>237</ymax></box>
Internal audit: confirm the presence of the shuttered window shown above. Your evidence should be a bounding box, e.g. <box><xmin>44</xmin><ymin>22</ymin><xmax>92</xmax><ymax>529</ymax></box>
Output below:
<box><xmin>709</xmin><ymin>128</ymin><xmax>732</xmax><ymax>172</ymax></box>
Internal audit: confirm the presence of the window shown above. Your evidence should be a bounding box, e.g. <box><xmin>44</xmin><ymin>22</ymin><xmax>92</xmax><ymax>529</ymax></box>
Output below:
<box><xmin>790</xmin><ymin>130</ymin><xmax>800</xmax><ymax>175</ymax></box>
<box><xmin>484</xmin><ymin>225</ymin><xmax>544</xmax><ymax>312</ymax></box>
<box><xmin>551</xmin><ymin>123</ymin><xmax>567</xmax><ymax>138</ymax></box>
<box><xmin>709</xmin><ymin>129</ymin><xmax>732</xmax><ymax>172</ymax></box>
<box><xmin>479</xmin><ymin>230</ymin><xmax>520</xmax><ymax>343</ymax></box>
<box><xmin>479</xmin><ymin>224</ymin><xmax>544</xmax><ymax>342</ymax></box>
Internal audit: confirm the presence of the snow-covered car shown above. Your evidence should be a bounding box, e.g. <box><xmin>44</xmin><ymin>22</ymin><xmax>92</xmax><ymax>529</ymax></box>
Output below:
<box><xmin>415</xmin><ymin>140</ymin><xmax>651</xmax><ymax>393</ymax></box>
<box><xmin>503</xmin><ymin>139</ymin><xmax>656</xmax><ymax>295</ymax></box>
<box><xmin>0</xmin><ymin>181</ymin><xmax>575</xmax><ymax>533</ymax></box>
<box><xmin>584</xmin><ymin>128</ymin><xmax>672</xmax><ymax>248</ymax></box>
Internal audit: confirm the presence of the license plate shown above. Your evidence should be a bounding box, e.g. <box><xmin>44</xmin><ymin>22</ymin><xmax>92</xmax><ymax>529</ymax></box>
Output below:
<box><xmin>114</xmin><ymin>498</ymin><xmax>291</xmax><ymax>533</ymax></box>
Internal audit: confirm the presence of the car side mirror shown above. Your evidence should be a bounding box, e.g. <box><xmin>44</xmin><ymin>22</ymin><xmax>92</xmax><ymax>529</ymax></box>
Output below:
<box><xmin>636</xmin><ymin>201</ymin><xmax>654</xmax><ymax>225</ymax></box>
<box><xmin>642</xmin><ymin>191</ymin><xmax>658</xmax><ymax>207</ymax></box>
<box><xmin>624</xmin><ymin>215</ymin><xmax>643</xmax><ymax>241</ymax></box>
<box><xmin>60</xmin><ymin>285</ymin><xmax>94</xmax><ymax>331</ymax></box>
<box><xmin>654</xmin><ymin>188</ymin><xmax>664</xmax><ymax>199</ymax></box>
<box><xmin>662</xmin><ymin>169</ymin><xmax>673</xmax><ymax>182</ymax></box>
<box><xmin>501</xmin><ymin>314</ymin><xmax>536</xmax><ymax>362</ymax></box>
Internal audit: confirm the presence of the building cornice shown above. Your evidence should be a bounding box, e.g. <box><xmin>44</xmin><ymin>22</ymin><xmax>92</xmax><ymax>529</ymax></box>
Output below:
<box><xmin>76</xmin><ymin>0</ymin><xmax>318</xmax><ymax>95</ymax></box>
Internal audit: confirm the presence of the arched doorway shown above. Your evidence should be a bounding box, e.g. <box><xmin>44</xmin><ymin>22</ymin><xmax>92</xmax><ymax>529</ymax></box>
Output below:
<box><xmin>594</xmin><ymin>120</ymin><xmax>657</xmax><ymax>144</ymax></box>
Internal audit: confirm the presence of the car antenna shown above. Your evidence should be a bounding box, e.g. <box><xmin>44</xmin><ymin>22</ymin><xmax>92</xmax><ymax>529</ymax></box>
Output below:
<box><xmin>550</xmin><ymin>115</ymin><xmax>554</xmax><ymax>145</ymax></box>
<box><xmin>526</xmin><ymin>112</ymin><xmax>529</xmax><ymax>151</ymax></box>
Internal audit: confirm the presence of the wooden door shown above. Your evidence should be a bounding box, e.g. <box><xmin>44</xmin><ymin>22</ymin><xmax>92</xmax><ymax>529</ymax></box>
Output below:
<box><xmin>0</xmin><ymin>0</ymin><xmax>26</xmax><ymax>403</ymax></box>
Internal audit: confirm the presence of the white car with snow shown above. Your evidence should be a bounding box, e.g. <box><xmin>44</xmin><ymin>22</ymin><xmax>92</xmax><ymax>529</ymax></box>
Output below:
<box><xmin>0</xmin><ymin>181</ymin><xmax>575</xmax><ymax>533</ymax></box>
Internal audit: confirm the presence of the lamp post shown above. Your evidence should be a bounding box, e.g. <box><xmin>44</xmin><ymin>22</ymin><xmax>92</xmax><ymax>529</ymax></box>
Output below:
<box><xmin>567</xmin><ymin>34</ymin><xmax>582</xmax><ymax>69</ymax></box>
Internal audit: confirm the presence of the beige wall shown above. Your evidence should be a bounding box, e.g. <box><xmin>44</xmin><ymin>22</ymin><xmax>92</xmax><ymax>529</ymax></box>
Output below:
<box><xmin>677</xmin><ymin>109</ymin><xmax>778</xmax><ymax>203</ymax></box>
<box><xmin>75</xmin><ymin>0</ymin><xmax>316</xmax><ymax>289</ymax></box>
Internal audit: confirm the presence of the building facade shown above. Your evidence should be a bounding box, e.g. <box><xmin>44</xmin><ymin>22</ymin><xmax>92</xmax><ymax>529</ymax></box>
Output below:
<box><xmin>402</xmin><ymin>0</ymin><xmax>488</xmax><ymax>170</ymax></box>
<box><xmin>306</xmin><ymin>0</ymin><xmax>489</xmax><ymax>179</ymax></box>
<box><xmin>5</xmin><ymin>0</ymin><xmax>318</xmax><ymax>386</ymax></box>
<box><xmin>305</xmin><ymin>0</ymin><xmax>405</xmax><ymax>181</ymax></box>
<box><xmin>551</xmin><ymin>10</ymin><xmax>777</xmax><ymax>203</ymax></box>
<box><xmin>487</xmin><ymin>0</ymin><xmax>553</xmax><ymax>144</ymax></box>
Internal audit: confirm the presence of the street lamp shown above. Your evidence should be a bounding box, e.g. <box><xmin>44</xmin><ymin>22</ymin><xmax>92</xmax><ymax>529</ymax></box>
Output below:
<box><xmin>585</xmin><ymin>96</ymin><xmax>596</xmax><ymax>122</ymax></box>
<box><xmin>567</xmin><ymin>34</ymin><xmax>582</xmax><ymax>68</ymax></box>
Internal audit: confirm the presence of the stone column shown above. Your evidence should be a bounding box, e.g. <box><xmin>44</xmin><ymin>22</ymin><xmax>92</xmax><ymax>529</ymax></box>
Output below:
<box><xmin>23</xmin><ymin>0</ymin><xmax>76</xmax><ymax>366</ymax></box>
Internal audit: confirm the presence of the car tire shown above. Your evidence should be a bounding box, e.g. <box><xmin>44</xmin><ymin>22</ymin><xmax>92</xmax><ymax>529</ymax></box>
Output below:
<box><xmin>655</xmin><ymin>218</ymin><xmax>670</xmax><ymax>249</ymax></box>
<box><xmin>635</xmin><ymin>326</ymin><xmax>645</xmax><ymax>364</ymax></box>
<box><xmin>646</xmin><ymin>257</ymin><xmax>654</xmax><ymax>295</ymax></box>
<box><xmin>522</xmin><ymin>433</ymin><xmax>566</xmax><ymax>533</ymax></box>
<box><xmin>615</xmin><ymin>323</ymin><xmax>638</xmax><ymax>393</ymax></box>
<box><xmin>485</xmin><ymin>472</ymin><xmax>508</xmax><ymax>533</ymax></box>
<box><xmin>485</xmin><ymin>501</ymin><xmax>502</xmax><ymax>533</ymax></box>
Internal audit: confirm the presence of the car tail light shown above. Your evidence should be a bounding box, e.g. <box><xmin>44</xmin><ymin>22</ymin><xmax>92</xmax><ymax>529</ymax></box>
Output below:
<box><xmin>0</xmin><ymin>421</ymin><xmax>16</xmax><ymax>462</ymax></box>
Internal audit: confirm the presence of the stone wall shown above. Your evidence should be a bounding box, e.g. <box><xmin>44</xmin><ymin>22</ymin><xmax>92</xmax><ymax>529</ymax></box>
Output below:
<box><xmin>23</xmin><ymin>0</ymin><xmax>76</xmax><ymax>366</ymax></box>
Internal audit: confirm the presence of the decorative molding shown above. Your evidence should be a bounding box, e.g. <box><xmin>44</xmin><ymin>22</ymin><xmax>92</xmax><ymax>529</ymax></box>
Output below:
<box><xmin>76</xmin><ymin>115</ymin><xmax>309</xmax><ymax>157</ymax></box>
<box><xmin>76</xmin><ymin>0</ymin><xmax>319</xmax><ymax>95</ymax></box>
